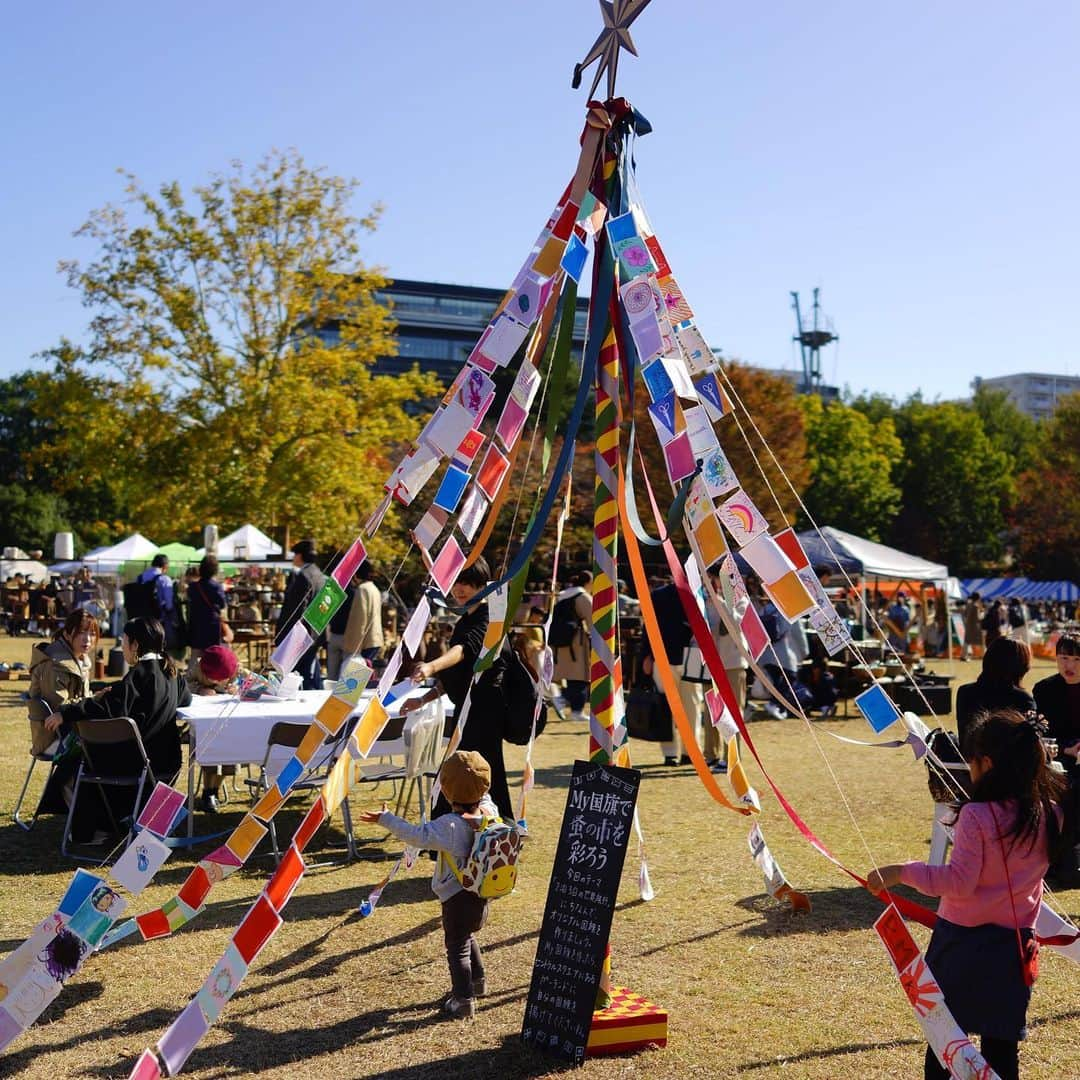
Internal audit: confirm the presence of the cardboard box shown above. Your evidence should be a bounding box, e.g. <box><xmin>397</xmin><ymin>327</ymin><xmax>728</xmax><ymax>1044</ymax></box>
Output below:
<box><xmin>586</xmin><ymin>986</ymin><xmax>667</xmax><ymax>1057</ymax></box>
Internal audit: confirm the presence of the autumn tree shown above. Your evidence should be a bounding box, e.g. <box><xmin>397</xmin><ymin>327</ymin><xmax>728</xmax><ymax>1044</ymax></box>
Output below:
<box><xmin>36</xmin><ymin>150</ymin><xmax>439</xmax><ymax>557</ymax></box>
<box><xmin>798</xmin><ymin>395</ymin><xmax>902</xmax><ymax>539</ymax></box>
<box><xmin>1012</xmin><ymin>392</ymin><xmax>1080</xmax><ymax>580</ymax></box>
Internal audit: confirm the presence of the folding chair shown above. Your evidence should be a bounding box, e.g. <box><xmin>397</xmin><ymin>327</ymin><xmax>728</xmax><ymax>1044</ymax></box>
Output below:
<box><xmin>244</xmin><ymin>720</ymin><xmax>357</xmax><ymax>864</ymax></box>
<box><xmin>353</xmin><ymin>704</ymin><xmax>446</xmax><ymax>824</ymax></box>
<box><xmin>13</xmin><ymin>745</ymin><xmax>62</xmax><ymax>830</ymax></box>
<box><xmin>61</xmin><ymin>718</ymin><xmax>162</xmax><ymax>864</ymax></box>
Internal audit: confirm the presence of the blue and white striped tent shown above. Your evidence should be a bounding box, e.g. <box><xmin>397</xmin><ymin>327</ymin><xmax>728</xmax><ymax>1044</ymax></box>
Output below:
<box><xmin>959</xmin><ymin>578</ymin><xmax>1080</xmax><ymax>602</ymax></box>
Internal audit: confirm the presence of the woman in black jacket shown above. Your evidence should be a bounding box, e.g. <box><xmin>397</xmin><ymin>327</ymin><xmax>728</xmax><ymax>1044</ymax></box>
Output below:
<box><xmin>43</xmin><ymin>617</ymin><xmax>192</xmax><ymax>840</ymax></box>
<box><xmin>954</xmin><ymin>636</ymin><xmax>1035</xmax><ymax>743</ymax></box>
<box><xmin>1034</xmin><ymin>632</ymin><xmax>1080</xmax><ymax>881</ymax></box>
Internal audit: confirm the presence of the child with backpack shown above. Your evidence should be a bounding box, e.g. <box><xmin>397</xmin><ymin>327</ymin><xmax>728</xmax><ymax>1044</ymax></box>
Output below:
<box><xmin>358</xmin><ymin>750</ymin><xmax>500</xmax><ymax>1019</ymax></box>
<box><xmin>867</xmin><ymin>709</ymin><xmax>1067</xmax><ymax>1080</ymax></box>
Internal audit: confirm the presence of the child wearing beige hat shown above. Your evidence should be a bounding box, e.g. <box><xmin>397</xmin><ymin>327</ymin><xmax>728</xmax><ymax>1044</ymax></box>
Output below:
<box><xmin>359</xmin><ymin>749</ymin><xmax>497</xmax><ymax>1019</ymax></box>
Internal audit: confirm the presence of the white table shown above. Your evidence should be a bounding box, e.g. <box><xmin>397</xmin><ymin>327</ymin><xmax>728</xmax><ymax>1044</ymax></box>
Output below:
<box><xmin>179</xmin><ymin>687</ymin><xmax>448</xmax><ymax>835</ymax></box>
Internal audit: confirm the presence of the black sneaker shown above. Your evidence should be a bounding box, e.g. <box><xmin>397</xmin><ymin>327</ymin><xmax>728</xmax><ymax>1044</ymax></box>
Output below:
<box><xmin>199</xmin><ymin>792</ymin><xmax>220</xmax><ymax>814</ymax></box>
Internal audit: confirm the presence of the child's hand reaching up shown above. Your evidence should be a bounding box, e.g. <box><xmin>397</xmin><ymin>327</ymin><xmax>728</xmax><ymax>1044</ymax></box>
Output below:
<box><xmin>866</xmin><ymin>865</ymin><xmax>902</xmax><ymax>893</ymax></box>
<box><xmin>358</xmin><ymin>803</ymin><xmax>388</xmax><ymax>824</ymax></box>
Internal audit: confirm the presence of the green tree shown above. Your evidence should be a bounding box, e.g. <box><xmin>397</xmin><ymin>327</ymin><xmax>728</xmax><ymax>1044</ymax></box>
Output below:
<box><xmin>969</xmin><ymin>382</ymin><xmax>1042</xmax><ymax>474</ymax></box>
<box><xmin>1011</xmin><ymin>392</ymin><xmax>1080</xmax><ymax>580</ymax></box>
<box><xmin>0</xmin><ymin>484</ymin><xmax>71</xmax><ymax>553</ymax></box>
<box><xmin>798</xmin><ymin>395</ymin><xmax>902</xmax><ymax>539</ymax></box>
<box><xmin>39</xmin><ymin>150</ymin><xmax>439</xmax><ymax>557</ymax></box>
<box><xmin>890</xmin><ymin>400</ymin><xmax>1013</xmax><ymax>573</ymax></box>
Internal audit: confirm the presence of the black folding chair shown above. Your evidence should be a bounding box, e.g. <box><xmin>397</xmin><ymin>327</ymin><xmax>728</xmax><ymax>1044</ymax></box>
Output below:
<box><xmin>244</xmin><ymin>719</ymin><xmax>358</xmax><ymax>864</ymax></box>
<box><xmin>61</xmin><ymin>718</ymin><xmax>166</xmax><ymax>864</ymax></box>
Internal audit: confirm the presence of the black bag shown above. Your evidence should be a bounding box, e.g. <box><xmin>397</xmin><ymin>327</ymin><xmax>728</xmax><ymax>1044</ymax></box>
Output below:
<box><xmin>123</xmin><ymin>578</ymin><xmax>160</xmax><ymax>620</ymax></box>
<box><xmin>548</xmin><ymin>595</ymin><xmax>582</xmax><ymax>650</ymax></box>
<box><xmin>625</xmin><ymin>685</ymin><xmax>673</xmax><ymax>742</ymax></box>
<box><xmin>479</xmin><ymin>642</ymin><xmax>547</xmax><ymax>746</ymax></box>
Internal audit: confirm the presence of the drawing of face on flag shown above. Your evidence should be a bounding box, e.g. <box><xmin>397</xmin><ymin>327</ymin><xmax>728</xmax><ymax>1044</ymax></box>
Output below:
<box><xmin>718</xmin><ymin>489</ymin><xmax>769</xmax><ymax>546</ymax></box>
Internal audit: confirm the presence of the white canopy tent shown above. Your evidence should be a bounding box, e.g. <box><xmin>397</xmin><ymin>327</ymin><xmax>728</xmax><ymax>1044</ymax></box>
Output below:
<box><xmin>818</xmin><ymin>527</ymin><xmax>949</xmax><ymax>582</ymax></box>
<box><xmin>79</xmin><ymin>533</ymin><xmax>159</xmax><ymax>574</ymax></box>
<box><xmin>0</xmin><ymin>558</ymin><xmax>50</xmax><ymax>582</ymax></box>
<box><xmin>213</xmin><ymin>524</ymin><xmax>282</xmax><ymax>561</ymax></box>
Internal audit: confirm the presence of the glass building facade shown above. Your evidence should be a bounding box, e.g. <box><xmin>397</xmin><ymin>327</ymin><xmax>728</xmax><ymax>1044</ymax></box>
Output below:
<box><xmin>361</xmin><ymin>278</ymin><xmax>590</xmax><ymax>382</ymax></box>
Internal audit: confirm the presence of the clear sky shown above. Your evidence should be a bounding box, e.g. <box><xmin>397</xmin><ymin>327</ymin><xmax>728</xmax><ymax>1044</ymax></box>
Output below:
<box><xmin>2</xmin><ymin>1</ymin><xmax>1076</xmax><ymax>400</ymax></box>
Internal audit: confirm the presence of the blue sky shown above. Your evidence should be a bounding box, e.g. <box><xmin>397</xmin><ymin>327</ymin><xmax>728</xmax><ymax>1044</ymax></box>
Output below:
<box><xmin>2</xmin><ymin>1</ymin><xmax>1076</xmax><ymax>400</ymax></box>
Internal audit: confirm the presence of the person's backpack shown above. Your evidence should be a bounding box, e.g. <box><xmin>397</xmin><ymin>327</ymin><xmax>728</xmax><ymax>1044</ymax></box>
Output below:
<box><xmin>478</xmin><ymin>640</ymin><xmax>547</xmax><ymax>745</ymax></box>
<box><xmin>449</xmin><ymin>814</ymin><xmax>527</xmax><ymax>899</ymax></box>
<box><xmin>548</xmin><ymin>594</ymin><xmax>583</xmax><ymax>651</ymax></box>
<box><xmin>123</xmin><ymin>578</ymin><xmax>160</xmax><ymax>620</ymax></box>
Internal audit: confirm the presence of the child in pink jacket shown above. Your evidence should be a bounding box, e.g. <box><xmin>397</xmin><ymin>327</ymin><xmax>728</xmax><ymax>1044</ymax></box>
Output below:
<box><xmin>868</xmin><ymin>710</ymin><xmax>1066</xmax><ymax>1080</ymax></box>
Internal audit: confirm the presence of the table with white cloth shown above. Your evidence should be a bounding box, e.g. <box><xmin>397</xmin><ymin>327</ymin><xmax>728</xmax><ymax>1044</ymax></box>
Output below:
<box><xmin>178</xmin><ymin>687</ymin><xmax>449</xmax><ymax>835</ymax></box>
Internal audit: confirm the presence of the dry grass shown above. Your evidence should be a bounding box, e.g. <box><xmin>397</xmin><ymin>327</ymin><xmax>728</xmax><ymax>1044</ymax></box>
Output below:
<box><xmin>0</xmin><ymin>636</ymin><xmax>1078</xmax><ymax>1079</ymax></box>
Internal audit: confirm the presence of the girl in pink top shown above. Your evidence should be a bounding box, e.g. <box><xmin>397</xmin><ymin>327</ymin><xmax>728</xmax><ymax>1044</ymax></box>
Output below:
<box><xmin>868</xmin><ymin>709</ymin><xmax>1066</xmax><ymax>1080</ymax></box>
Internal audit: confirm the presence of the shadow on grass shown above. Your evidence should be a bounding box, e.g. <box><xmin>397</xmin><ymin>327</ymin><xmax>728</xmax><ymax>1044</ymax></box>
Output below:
<box><xmin>2</xmin><ymin>1005</ymin><xmax>182</xmax><ymax>1076</ymax></box>
<box><xmin>733</xmin><ymin>884</ymin><xmax>919</xmax><ymax>937</ymax></box>
<box><xmin>736</xmin><ymin>1035</ymin><xmax>925</xmax><ymax>1072</ymax></box>
<box><xmin>70</xmin><ymin>1007</ymin><xmax>564</xmax><ymax>1080</ymax></box>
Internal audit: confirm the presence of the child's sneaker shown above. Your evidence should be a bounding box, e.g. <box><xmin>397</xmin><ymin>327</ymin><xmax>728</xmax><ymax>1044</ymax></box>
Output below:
<box><xmin>443</xmin><ymin>994</ymin><xmax>476</xmax><ymax>1019</ymax></box>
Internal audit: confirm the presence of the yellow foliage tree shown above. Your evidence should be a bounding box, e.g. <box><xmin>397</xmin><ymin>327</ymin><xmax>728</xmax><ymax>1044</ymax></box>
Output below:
<box><xmin>36</xmin><ymin>150</ymin><xmax>439</xmax><ymax>557</ymax></box>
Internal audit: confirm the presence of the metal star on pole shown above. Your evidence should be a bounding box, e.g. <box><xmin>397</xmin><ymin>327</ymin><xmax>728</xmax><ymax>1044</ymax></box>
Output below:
<box><xmin>572</xmin><ymin>0</ymin><xmax>653</xmax><ymax>100</ymax></box>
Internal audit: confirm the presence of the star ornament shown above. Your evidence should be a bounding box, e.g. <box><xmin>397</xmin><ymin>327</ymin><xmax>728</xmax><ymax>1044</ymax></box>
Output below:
<box><xmin>572</xmin><ymin>0</ymin><xmax>653</xmax><ymax>101</ymax></box>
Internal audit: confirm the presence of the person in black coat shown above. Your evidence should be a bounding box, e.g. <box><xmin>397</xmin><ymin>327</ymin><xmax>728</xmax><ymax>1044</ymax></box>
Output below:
<box><xmin>402</xmin><ymin>556</ymin><xmax>514</xmax><ymax>821</ymax></box>
<box><xmin>276</xmin><ymin>539</ymin><xmax>327</xmax><ymax>689</ymax></box>
<box><xmin>1034</xmin><ymin>632</ymin><xmax>1080</xmax><ymax>881</ymax></box>
<box><xmin>954</xmin><ymin>636</ymin><xmax>1035</xmax><ymax>743</ymax></box>
<box><xmin>42</xmin><ymin>617</ymin><xmax>192</xmax><ymax>842</ymax></box>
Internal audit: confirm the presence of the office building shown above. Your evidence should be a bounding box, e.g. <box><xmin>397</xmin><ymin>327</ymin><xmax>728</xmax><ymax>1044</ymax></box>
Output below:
<box><xmin>317</xmin><ymin>277</ymin><xmax>590</xmax><ymax>383</ymax></box>
<box><xmin>973</xmin><ymin>373</ymin><xmax>1080</xmax><ymax>421</ymax></box>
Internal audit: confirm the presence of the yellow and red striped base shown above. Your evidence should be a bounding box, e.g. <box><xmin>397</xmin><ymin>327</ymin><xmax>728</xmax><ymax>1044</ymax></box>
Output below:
<box><xmin>586</xmin><ymin>986</ymin><xmax>668</xmax><ymax>1057</ymax></box>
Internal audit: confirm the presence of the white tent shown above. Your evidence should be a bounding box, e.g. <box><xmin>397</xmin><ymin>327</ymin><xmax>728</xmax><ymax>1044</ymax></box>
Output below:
<box><xmin>80</xmin><ymin>533</ymin><xmax>159</xmax><ymax>574</ymax></box>
<box><xmin>0</xmin><ymin>558</ymin><xmax>50</xmax><ymax>582</ymax></box>
<box><xmin>215</xmin><ymin>524</ymin><xmax>282</xmax><ymax>560</ymax></box>
<box><xmin>818</xmin><ymin>527</ymin><xmax>949</xmax><ymax>582</ymax></box>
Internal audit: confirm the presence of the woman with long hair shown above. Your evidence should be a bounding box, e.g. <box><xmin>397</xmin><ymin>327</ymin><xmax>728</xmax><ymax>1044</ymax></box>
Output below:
<box><xmin>869</xmin><ymin>710</ymin><xmax>1066</xmax><ymax>1079</ymax></box>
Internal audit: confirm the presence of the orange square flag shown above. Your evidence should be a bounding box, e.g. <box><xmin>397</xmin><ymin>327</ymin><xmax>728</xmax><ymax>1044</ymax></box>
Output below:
<box><xmin>692</xmin><ymin>513</ymin><xmax>728</xmax><ymax>569</ymax></box>
<box><xmin>353</xmin><ymin>697</ymin><xmax>391</xmax><ymax>758</ymax></box>
<box><xmin>764</xmin><ymin>569</ymin><xmax>816</xmax><ymax>620</ymax></box>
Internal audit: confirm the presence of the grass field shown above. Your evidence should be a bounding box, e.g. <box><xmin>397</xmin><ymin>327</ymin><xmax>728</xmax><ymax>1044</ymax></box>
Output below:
<box><xmin>0</xmin><ymin>636</ymin><xmax>1077</xmax><ymax>1079</ymax></box>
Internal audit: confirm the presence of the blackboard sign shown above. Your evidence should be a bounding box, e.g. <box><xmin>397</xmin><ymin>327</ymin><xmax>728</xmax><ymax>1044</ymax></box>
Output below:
<box><xmin>522</xmin><ymin>759</ymin><xmax>641</xmax><ymax>1063</ymax></box>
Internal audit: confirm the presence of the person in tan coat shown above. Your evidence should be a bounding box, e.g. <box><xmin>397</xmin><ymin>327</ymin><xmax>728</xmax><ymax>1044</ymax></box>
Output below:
<box><xmin>550</xmin><ymin>571</ymin><xmax>593</xmax><ymax>721</ymax></box>
<box><xmin>343</xmin><ymin>562</ymin><xmax>384</xmax><ymax>662</ymax></box>
<box><xmin>28</xmin><ymin>608</ymin><xmax>97</xmax><ymax>755</ymax></box>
